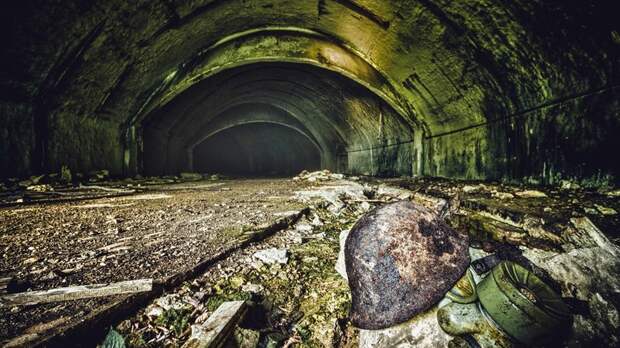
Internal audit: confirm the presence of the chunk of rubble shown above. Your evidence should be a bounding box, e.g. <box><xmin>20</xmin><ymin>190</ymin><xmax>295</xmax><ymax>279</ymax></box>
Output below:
<box><xmin>335</xmin><ymin>229</ymin><xmax>350</xmax><ymax>281</ymax></box>
<box><xmin>295</xmin><ymin>180</ymin><xmax>367</xmax><ymax>214</ymax></box>
<box><xmin>594</xmin><ymin>204</ymin><xmax>617</xmax><ymax>216</ymax></box>
<box><xmin>87</xmin><ymin>169</ymin><xmax>109</xmax><ymax>181</ymax></box>
<box><xmin>492</xmin><ymin>191</ymin><xmax>514</xmax><ymax>200</ymax></box>
<box><xmin>560</xmin><ymin>180</ymin><xmax>581</xmax><ymax>190</ymax></box>
<box><xmin>180</xmin><ymin>172</ymin><xmax>204</xmax><ymax>181</ymax></box>
<box><xmin>515</xmin><ymin>190</ymin><xmax>547</xmax><ymax>198</ymax></box>
<box><xmin>461</xmin><ymin>184</ymin><xmax>484</xmax><ymax>193</ymax></box>
<box><xmin>358</xmin><ymin>307</ymin><xmax>451</xmax><ymax>348</ymax></box>
<box><xmin>25</xmin><ymin>184</ymin><xmax>53</xmax><ymax>192</ymax></box>
<box><xmin>146</xmin><ymin>294</ymin><xmax>192</xmax><ymax>318</ymax></box>
<box><xmin>292</xmin><ymin>170</ymin><xmax>345</xmax><ymax>182</ymax></box>
<box><xmin>253</xmin><ymin>248</ymin><xmax>289</xmax><ymax>265</ymax></box>
<box><xmin>606</xmin><ymin>189</ymin><xmax>620</xmax><ymax>197</ymax></box>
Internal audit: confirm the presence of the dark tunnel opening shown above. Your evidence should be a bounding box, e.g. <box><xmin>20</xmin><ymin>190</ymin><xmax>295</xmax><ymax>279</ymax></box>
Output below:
<box><xmin>192</xmin><ymin>122</ymin><xmax>321</xmax><ymax>177</ymax></box>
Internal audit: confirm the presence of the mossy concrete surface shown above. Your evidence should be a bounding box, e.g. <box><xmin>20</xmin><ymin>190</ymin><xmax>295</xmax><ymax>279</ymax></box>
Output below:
<box><xmin>1</xmin><ymin>0</ymin><xmax>618</xmax><ymax>183</ymax></box>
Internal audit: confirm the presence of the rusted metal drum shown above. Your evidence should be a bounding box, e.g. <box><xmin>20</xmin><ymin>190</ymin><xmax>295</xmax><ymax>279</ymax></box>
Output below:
<box><xmin>345</xmin><ymin>200</ymin><xmax>470</xmax><ymax>329</ymax></box>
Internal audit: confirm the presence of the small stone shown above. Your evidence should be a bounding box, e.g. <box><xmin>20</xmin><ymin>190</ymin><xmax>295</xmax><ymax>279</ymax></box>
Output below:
<box><xmin>310</xmin><ymin>214</ymin><xmax>323</xmax><ymax>226</ymax></box>
<box><xmin>41</xmin><ymin>271</ymin><xmax>57</xmax><ymax>280</ymax></box>
<box><xmin>336</xmin><ymin>229</ymin><xmax>350</xmax><ymax>281</ymax></box>
<box><xmin>241</xmin><ymin>283</ymin><xmax>264</xmax><ymax>293</ymax></box>
<box><xmin>462</xmin><ymin>185</ymin><xmax>482</xmax><ymax>193</ymax></box>
<box><xmin>595</xmin><ymin>204</ymin><xmax>617</xmax><ymax>216</ymax></box>
<box><xmin>515</xmin><ymin>190</ymin><xmax>547</xmax><ymax>198</ymax></box>
<box><xmin>561</xmin><ymin>180</ymin><xmax>580</xmax><ymax>190</ymax></box>
<box><xmin>360</xmin><ymin>201</ymin><xmax>371</xmax><ymax>211</ymax></box>
<box><xmin>26</xmin><ymin>184</ymin><xmax>53</xmax><ymax>192</ymax></box>
<box><xmin>295</xmin><ymin>223</ymin><xmax>313</xmax><ymax>233</ymax></box>
<box><xmin>253</xmin><ymin>248</ymin><xmax>288</xmax><ymax>264</ymax></box>
<box><xmin>88</xmin><ymin>169</ymin><xmax>109</xmax><ymax>180</ymax></box>
<box><xmin>233</xmin><ymin>328</ymin><xmax>260</xmax><ymax>348</ymax></box>
<box><xmin>606</xmin><ymin>190</ymin><xmax>620</xmax><ymax>197</ymax></box>
<box><xmin>584</xmin><ymin>207</ymin><xmax>599</xmax><ymax>215</ymax></box>
<box><xmin>22</xmin><ymin>257</ymin><xmax>39</xmax><ymax>265</ymax></box>
<box><xmin>18</xmin><ymin>179</ymin><xmax>33</xmax><ymax>188</ymax></box>
<box><xmin>180</xmin><ymin>172</ymin><xmax>203</xmax><ymax>181</ymax></box>
<box><xmin>493</xmin><ymin>191</ymin><xmax>514</xmax><ymax>199</ymax></box>
<box><xmin>153</xmin><ymin>294</ymin><xmax>189</xmax><ymax>312</ymax></box>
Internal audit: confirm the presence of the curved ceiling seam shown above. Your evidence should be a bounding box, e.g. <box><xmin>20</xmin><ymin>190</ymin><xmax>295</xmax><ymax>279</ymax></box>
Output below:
<box><xmin>153</xmin><ymin>57</ymin><xmax>411</xmax><ymax>126</ymax></box>
<box><xmin>164</xmin><ymin>82</ymin><xmax>349</xmax><ymax>137</ymax></box>
<box><xmin>188</xmin><ymin>120</ymin><xmax>324</xmax><ymax>156</ymax></box>
<box><xmin>210</xmin><ymin>26</ymin><xmax>416</xmax><ymax>124</ymax></box>
<box><xmin>151</xmin><ymin>71</ymin><xmax>348</xmax><ymax>131</ymax></box>
<box><xmin>160</xmin><ymin>70</ymin><xmax>407</xmax><ymax>152</ymax></box>
<box><xmin>136</xmin><ymin>27</ymin><xmax>423</xmax><ymax>132</ymax></box>
<box><xmin>172</xmin><ymin>91</ymin><xmax>352</xmax><ymax>148</ymax></box>
<box><xmin>162</xmin><ymin>75</ymin><xmax>361</xmax><ymax>139</ymax></box>
<box><xmin>181</xmin><ymin>102</ymin><xmax>339</xmax><ymax>153</ymax></box>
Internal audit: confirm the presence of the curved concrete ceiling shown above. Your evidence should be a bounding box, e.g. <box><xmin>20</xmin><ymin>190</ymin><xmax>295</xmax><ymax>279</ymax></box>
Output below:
<box><xmin>2</xmin><ymin>0</ymin><xmax>618</xmax><ymax>182</ymax></box>
<box><xmin>143</xmin><ymin>63</ymin><xmax>413</xmax><ymax>176</ymax></box>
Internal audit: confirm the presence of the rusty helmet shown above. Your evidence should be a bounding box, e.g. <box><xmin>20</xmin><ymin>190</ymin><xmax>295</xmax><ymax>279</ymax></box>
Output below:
<box><xmin>345</xmin><ymin>200</ymin><xmax>470</xmax><ymax>329</ymax></box>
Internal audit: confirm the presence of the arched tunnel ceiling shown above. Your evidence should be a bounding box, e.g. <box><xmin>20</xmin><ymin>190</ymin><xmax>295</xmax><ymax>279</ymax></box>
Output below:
<box><xmin>1</xmin><ymin>0</ymin><xmax>619</xmax><ymax>181</ymax></box>
<box><xmin>142</xmin><ymin>63</ymin><xmax>414</xmax><ymax>176</ymax></box>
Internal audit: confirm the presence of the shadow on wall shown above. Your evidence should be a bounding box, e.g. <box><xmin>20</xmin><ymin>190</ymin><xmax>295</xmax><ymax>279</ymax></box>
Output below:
<box><xmin>192</xmin><ymin>123</ymin><xmax>321</xmax><ymax>177</ymax></box>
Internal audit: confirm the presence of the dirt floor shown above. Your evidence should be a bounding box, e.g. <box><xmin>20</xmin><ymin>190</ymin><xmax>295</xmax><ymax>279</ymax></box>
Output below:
<box><xmin>0</xmin><ymin>178</ymin><xmax>309</xmax><ymax>345</ymax></box>
<box><xmin>1</xmin><ymin>173</ymin><xmax>619</xmax><ymax>347</ymax></box>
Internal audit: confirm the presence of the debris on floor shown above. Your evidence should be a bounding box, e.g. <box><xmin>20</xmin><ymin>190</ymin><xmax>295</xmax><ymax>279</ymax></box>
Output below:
<box><xmin>0</xmin><ymin>279</ymin><xmax>153</xmax><ymax>307</ymax></box>
<box><xmin>253</xmin><ymin>248</ymin><xmax>289</xmax><ymax>265</ymax></box>
<box><xmin>182</xmin><ymin>300</ymin><xmax>247</xmax><ymax>347</ymax></box>
<box><xmin>1</xmin><ymin>173</ymin><xmax>619</xmax><ymax>347</ymax></box>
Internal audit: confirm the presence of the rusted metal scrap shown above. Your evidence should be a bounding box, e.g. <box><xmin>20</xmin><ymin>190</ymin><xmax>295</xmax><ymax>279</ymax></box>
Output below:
<box><xmin>345</xmin><ymin>200</ymin><xmax>470</xmax><ymax>329</ymax></box>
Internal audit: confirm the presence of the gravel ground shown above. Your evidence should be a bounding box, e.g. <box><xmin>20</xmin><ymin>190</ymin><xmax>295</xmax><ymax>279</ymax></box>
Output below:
<box><xmin>0</xmin><ymin>178</ymin><xmax>309</xmax><ymax>343</ymax></box>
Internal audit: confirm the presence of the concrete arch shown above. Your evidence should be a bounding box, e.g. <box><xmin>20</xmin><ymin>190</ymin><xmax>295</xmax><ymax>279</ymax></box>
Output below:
<box><xmin>143</xmin><ymin>63</ymin><xmax>413</xmax><ymax>176</ymax></box>
<box><xmin>141</xmin><ymin>27</ymin><xmax>418</xmax><ymax>130</ymax></box>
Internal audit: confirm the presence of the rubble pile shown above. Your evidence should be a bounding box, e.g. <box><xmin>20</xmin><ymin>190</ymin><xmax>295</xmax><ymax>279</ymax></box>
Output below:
<box><xmin>293</xmin><ymin>170</ymin><xmax>345</xmax><ymax>183</ymax></box>
<box><xmin>1</xmin><ymin>171</ymin><xmax>618</xmax><ymax>347</ymax></box>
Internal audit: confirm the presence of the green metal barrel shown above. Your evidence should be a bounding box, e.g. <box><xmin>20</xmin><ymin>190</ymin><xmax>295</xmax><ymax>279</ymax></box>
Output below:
<box><xmin>477</xmin><ymin>261</ymin><xmax>571</xmax><ymax>345</ymax></box>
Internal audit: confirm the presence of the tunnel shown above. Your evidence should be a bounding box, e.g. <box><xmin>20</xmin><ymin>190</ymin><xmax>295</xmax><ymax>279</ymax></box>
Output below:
<box><xmin>193</xmin><ymin>122</ymin><xmax>321</xmax><ymax>176</ymax></box>
<box><xmin>1</xmin><ymin>1</ymin><xmax>620</xmax><ymax>347</ymax></box>
<box><xmin>1</xmin><ymin>0</ymin><xmax>619</xmax><ymax>183</ymax></box>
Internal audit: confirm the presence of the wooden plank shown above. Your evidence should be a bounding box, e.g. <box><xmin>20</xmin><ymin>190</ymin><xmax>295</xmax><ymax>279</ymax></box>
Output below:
<box><xmin>0</xmin><ymin>279</ymin><xmax>152</xmax><ymax>307</ymax></box>
<box><xmin>182</xmin><ymin>301</ymin><xmax>247</xmax><ymax>348</ymax></box>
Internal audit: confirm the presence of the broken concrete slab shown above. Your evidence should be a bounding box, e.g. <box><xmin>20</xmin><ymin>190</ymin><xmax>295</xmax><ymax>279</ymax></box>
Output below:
<box><xmin>252</xmin><ymin>248</ymin><xmax>289</xmax><ymax>265</ymax></box>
